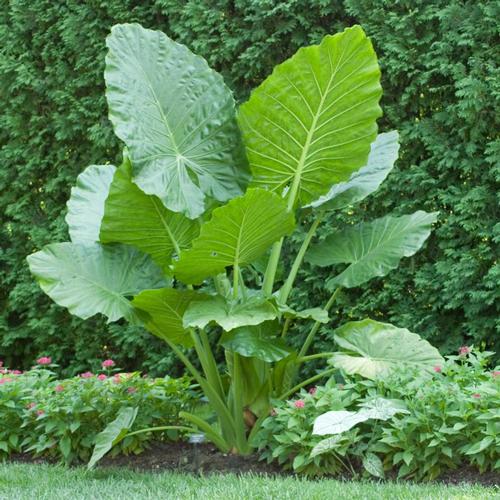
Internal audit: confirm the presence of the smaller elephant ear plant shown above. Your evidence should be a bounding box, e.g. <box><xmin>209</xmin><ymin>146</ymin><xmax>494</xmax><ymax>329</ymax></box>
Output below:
<box><xmin>28</xmin><ymin>23</ymin><xmax>442</xmax><ymax>459</ymax></box>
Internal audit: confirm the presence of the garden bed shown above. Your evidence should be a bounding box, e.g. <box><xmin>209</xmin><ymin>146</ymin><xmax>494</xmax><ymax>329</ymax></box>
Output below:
<box><xmin>9</xmin><ymin>441</ymin><xmax>500</xmax><ymax>487</ymax></box>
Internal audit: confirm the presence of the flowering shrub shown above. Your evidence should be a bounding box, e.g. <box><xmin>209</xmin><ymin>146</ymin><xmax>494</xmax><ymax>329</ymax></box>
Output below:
<box><xmin>256</xmin><ymin>348</ymin><xmax>499</xmax><ymax>479</ymax></box>
<box><xmin>0</xmin><ymin>361</ymin><xmax>195</xmax><ymax>464</ymax></box>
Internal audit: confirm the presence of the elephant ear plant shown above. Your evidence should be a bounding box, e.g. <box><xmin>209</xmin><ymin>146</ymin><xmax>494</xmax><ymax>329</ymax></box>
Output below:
<box><xmin>28</xmin><ymin>23</ymin><xmax>442</xmax><ymax>457</ymax></box>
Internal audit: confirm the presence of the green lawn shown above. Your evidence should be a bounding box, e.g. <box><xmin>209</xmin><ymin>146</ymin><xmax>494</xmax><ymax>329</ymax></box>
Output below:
<box><xmin>0</xmin><ymin>464</ymin><xmax>497</xmax><ymax>500</ymax></box>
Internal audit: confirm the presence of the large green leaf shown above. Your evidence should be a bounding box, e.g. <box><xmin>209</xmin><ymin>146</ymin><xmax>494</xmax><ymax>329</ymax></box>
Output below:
<box><xmin>27</xmin><ymin>243</ymin><xmax>166</xmax><ymax>323</ymax></box>
<box><xmin>220</xmin><ymin>322</ymin><xmax>291</xmax><ymax>362</ymax></box>
<box><xmin>239</xmin><ymin>25</ymin><xmax>382</xmax><ymax>207</ymax></box>
<box><xmin>88</xmin><ymin>406</ymin><xmax>138</xmax><ymax>470</ymax></box>
<box><xmin>174</xmin><ymin>188</ymin><xmax>295</xmax><ymax>284</ymax></box>
<box><xmin>105</xmin><ymin>23</ymin><xmax>247</xmax><ymax>219</ymax></box>
<box><xmin>184</xmin><ymin>295</ymin><xmax>277</xmax><ymax>332</ymax></box>
<box><xmin>307</xmin><ymin>131</ymin><xmax>399</xmax><ymax>210</ymax></box>
<box><xmin>330</xmin><ymin>319</ymin><xmax>443</xmax><ymax>379</ymax></box>
<box><xmin>132</xmin><ymin>288</ymin><xmax>202</xmax><ymax>346</ymax></box>
<box><xmin>66</xmin><ymin>164</ymin><xmax>116</xmax><ymax>243</ymax></box>
<box><xmin>100</xmin><ymin>160</ymin><xmax>199</xmax><ymax>272</ymax></box>
<box><xmin>306</xmin><ymin>211</ymin><xmax>438</xmax><ymax>289</ymax></box>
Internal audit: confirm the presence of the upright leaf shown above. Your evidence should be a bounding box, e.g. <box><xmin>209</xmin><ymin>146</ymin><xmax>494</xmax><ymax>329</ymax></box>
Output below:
<box><xmin>174</xmin><ymin>188</ymin><xmax>295</xmax><ymax>284</ymax></box>
<box><xmin>27</xmin><ymin>243</ymin><xmax>166</xmax><ymax>323</ymax></box>
<box><xmin>105</xmin><ymin>23</ymin><xmax>247</xmax><ymax>218</ymax></box>
<box><xmin>239</xmin><ymin>25</ymin><xmax>382</xmax><ymax>207</ymax></box>
<box><xmin>306</xmin><ymin>211</ymin><xmax>438</xmax><ymax>288</ymax></box>
<box><xmin>132</xmin><ymin>288</ymin><xmax>202</xmax><ymax>346</ymax></box>
<box><xmin>100</xmin><ymin>160</ymin><xmax>199</xmax><ymax>272</ymax></box>
<box><xmin>330</xmin><ymin>319</ymin><xmax>443</xmax><ymax>379</ymax></box>
<box><xmin>307</xmin><ymin>131</ymin><xmax>399</xmax><ymax>210</ymax></box>
<box><xmin>66</xmin><ymin>164</ymin><xmax>116</xmax><ymax>244</ymax></box>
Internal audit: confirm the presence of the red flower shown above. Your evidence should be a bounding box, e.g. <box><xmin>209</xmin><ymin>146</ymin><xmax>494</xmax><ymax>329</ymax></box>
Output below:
<box><xmin>433</xmin><ymin>366</ymin><xmax>442</xmax><ymax>373</ymax></box>
<box><xmin>97</xmin><ymin>374</ymin><xmax>107</xmax><ymax>381</ymax></box>
<box><xmin>102</xmin><ymin>359</ymin><xmax>115</xmax><ymax>368</ymax></box>
<box><xmin>10</xmin><ymin>370</ymin><xmax>22</xmax><ymax>375</ymax></box>
<box><xmin>472</xmin><ymin>393</ymin><xmax>481</xmax><ymax>399</ymax></box>
<box><xmin>36</xmin><ymin>409</ymin><xmax>44</xmax><ymax>416</ymax></box>
<box><xmin>294</xmin><ymin>399</ymin><xmax>305</xmax><ymax>408</ymax></box>
<box><xmin>80</xmin><ymin>372</ymin><xmax>93</xmax><ymax>379</ymax></box>
<box><xmin>458</xmin><ymin>346</ymin><xmax>471</xmax><ymax>356</ymax></box>
<box><xmin>37</xmin><ymin>356</ymin><xmax>52</xmax><ymax>365</ymax></box>
<box><xmin>26</xmin><ymin>402</ymin><xmax>36</xmax><ymax>409</ymax></box>
<box><xmin>54</xmin><ymin>384</ymin><xmax>64</xmax><ymax>392</ymax></box>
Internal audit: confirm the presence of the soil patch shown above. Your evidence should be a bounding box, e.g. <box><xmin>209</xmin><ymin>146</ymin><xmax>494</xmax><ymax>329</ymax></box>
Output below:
<box><xmin>9</xmin><ymin>441</ymin><xmax>500</xmax><ymax>487</ymax></box>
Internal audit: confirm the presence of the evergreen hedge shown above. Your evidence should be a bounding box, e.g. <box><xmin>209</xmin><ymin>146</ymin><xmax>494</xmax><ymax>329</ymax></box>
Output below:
<box><xmin>1</xmin><ymin>1</ymin><xmax>498</xmax><ymax>375</ymax></box>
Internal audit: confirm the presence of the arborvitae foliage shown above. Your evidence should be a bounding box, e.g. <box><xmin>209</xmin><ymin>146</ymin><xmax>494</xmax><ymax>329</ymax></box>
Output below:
<box><xmin>1</xmin><ymin>1</ymin><xmax>497</xmax><ymax>375</ymax></box>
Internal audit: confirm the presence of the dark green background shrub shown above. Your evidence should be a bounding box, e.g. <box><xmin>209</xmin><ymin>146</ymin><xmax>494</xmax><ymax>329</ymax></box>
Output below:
<box><xmin>1</xmin><ymin>1</ymin><xmax>498</xmax><ymax>375</ymax></box>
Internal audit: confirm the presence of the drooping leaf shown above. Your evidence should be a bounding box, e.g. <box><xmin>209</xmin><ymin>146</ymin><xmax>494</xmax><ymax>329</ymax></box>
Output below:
<box><xmin>66</xmin><ymin>164</ymin><xmax>116</xmax><ymax>244</ymax></box>
<box><xmin>27</xmin><ymin>243</ymin><xmax>166</xmax><ymax>324</ymax></box>
<box><xmin>88</xmin><ymin>407</ymin><xmax>138</xmax><ymax>469</ymax></box>
<box><xmin>278</xmin><ymin>304</ymin><xmax>329</xmax><ymax>323</ymax></box>
<box><xmin>100</xmin><ymin>159</ymin><xmax>199</xmax><ymax>272</ymax></box>
<box><xmin>239</xmin><ymin>25</ymin><xmax>382</xmax><ymax>207</ymax></box>
<box><xmin>310</xmin><ymin>435</ymin><xmax>343</xmax><ymax>458</ymax></box>
<box><xmin>306</xmin><ymin>211</ymin><xmax>438</xmax><ymax>289</ymax></box>
<box><xmin>330</xmin><ymin>319</ymin><xmax>443</xmax><ymax>379</ymax></box>
<box><xmin>220</xmin><ymin>322</ymin><xmax>291</xmax><ymax>362</ymax></box>
<box><xmin>184</xmin><ymin>295</ymin><xmax>277</xmax><ymax>332</ymax></box>
<box><xmin>174</xmin><ymin>188</ymin><xmax>295</xmax><ymax>284</ymax></box>
<box><xmin>307</xmin><ymin>131</ymin><xmax>399</xmax><ymax>210</ymax></box>
<box><xmin>313</xmin><ymin>398</ymin><xmax>406</xmax><ymax>435</ymax></box>
<box><xmin>105</xmin><ymin>23</ymin><xmax>247</xmax><ymax>219</ymax></box>
<box><xmin>132</xmin><ymin>288</ymin><xmax>204</xmax><ymax>346</ymax></box>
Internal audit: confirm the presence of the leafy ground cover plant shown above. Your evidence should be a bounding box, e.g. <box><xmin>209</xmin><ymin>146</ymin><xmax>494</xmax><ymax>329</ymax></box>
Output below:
<box><xmin>0</xmin><ymin>360</ymin><xmax>194</xmax><ymax>464</ymax></box>
<box><xmin>27</xmin><ymin>23</ymin><xmax>440</xmax><ymax>455</ymax></box>
<box><xmin>257</xmin><ymin>347</ymin><xmax>499</xmax><ymax>479</ymax></box>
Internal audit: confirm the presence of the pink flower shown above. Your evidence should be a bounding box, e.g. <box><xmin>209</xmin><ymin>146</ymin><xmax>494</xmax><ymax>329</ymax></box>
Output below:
<box><xmin>0</xmin><ymin>378</ymin><xmax>12</xmax><ymax>385</ymax></box>
<box><xmin>308</xmin><ymin>387</ymin><xmax>317</xmax><ymax>395</ymax></box>
<box><xmin>10</xmin><ymin>370</ymin><xmax>22</xmax><ymax>375</ymax></box>
<box><xmin>102</xmin><ymin>359</ymin><xmax>115</xmax><ymax>368</ymax></box>
<box><xmin>55</xmin><ymin>384</ymin><xmax>64</xmax><ymax>392</ymax></box>
<box><xmin>492</xmin><ymin>371</ymin><xmax>500</xmax><ymax>378</ymax></box>
<box><xmin>80</xmin><ymin>371</ymin><xmax>93</xmax><ymax>379</ymax></box>
<box><xmin>97</xmin><ymin>374</ymin><xmax>107</xmax><ymax>381</ymax></box>
<box><xmin>26</xmin><ymin>402</ymin><xmax>36</xmax><ymax>409</ymax></box>
<box><xmin>113</xmin><ymin>374</ymin><xmax>121</xmax><ymax>384</ymax></box>
<box><xmin>433</xmin><ymin>366</ymin><xmax>442</xmax><ymax>373</ymax></box>
<box><xmin>472</xmin><ymin>393</ymin><xmax>481</xmax><ymax>399</ymax></box>
<box><xmin>270</xmin><ymin>408</ymin><xmax>277</xmax><ymax>417</ymax></box>
<box><xmin>0</xmin><ymin>360</ymin><xmax>3</xmax><ymax>367</ymax></box>
<box><xmin>127</xmin><ymin>386</ymin><xmax>137</xmax><ymax>394</ymax></box>
<box><xmin>36</xmin><ymin>409</ymin><xmax>44</xmax><ymax>416</ymax></box>
<box><xmin>294</xmin><ymin>399</ymin><xmax>305</xmax><ymax>408</ymax></box>
<box><xmin>37</xmin><ymin>356</ymin><xmax>52</xmax><ymax>365</ymax></box>
<box><xmin>458</xmin><ymin>346</ymin><xmax>471</xmax><ymax>356</ymax></box>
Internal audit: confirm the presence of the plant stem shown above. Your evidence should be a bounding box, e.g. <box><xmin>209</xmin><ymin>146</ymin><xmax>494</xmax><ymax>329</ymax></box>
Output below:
<box><xmin>296</xmin><ymin>352</ymin><xmax>335</xmax><ymax>363</ymax></box>
<box><xmin>231</xmin><ymin>353</ymin><xmax>250</xmax><ymax>454</ymax></box>
<box><xmin>262</xmin><ymin>238</ymin><xmax>283</xmax><ymax>295</ymax></box>
<box><xmin>298</xmin><ymin>287</ymin><xmax>341</xmax><ymax>358</ymax></box>
<box><xmin>125</xmin><ymin>425</ymin><xmax>197</xmax><ymax>438</ymax></box>
<box><xmin>280</xmin><ymin>317</ymin><xmax>292</xmax><ymax>338</ymax></box>
<box><xmin>278</xmin><ymin>218</ymin><xmax>321</xmax><ymax>305</ymax></box>
<box><xmin>278</xmin><ymin>367</ymin><xmax>336</xmax><ymax>400</ymax></box>
<box><xmin>233</xmin><ymin>262</ymin><xmax>239</xmax><ymax>299</ymax></box>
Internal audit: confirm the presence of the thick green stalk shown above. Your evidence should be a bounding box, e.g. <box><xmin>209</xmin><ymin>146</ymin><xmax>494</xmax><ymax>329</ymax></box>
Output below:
<box><xmin>296</xmin><ymin>352</ymin><xmax>335</xmax><ymax>363</ymax></box>
<box><xmin>278</xmin><ymin>217</ymin><xmax>321</xmax><ymax>305</ymax></box>
<box><xmin>198</xmin><ymin>328</ymin><xmax>225</xmax><ymax>399</ymax></box>
<box><xmin>262</xmin><ymin>238</ymin><xmax>283</xmax><ymax>295</ymax></box>
<box><xmin>231</xmin><ymin>353</ymin><xmax>250</xmax><ymax>454</ymax></box>
<box><xmin>298</xmin><ymin>287</ymin><xmax>341</xmax><ymax>358</ymax></box>
<box><xmin>179</xmin><ymin>412</ymin><xmax>230</xmax><ymax>453</ymax></box>
<box><xmin>125</xmin><ymin>425</ymin><xmax>197</xmax><ymax>438</ymax></box>
<box><xmin>278</xmin><ymin>367</ymin><xmax>336</xmax><ymax>400</ymax></box>
<box><xmin>233</xmin><ymin>262</ymin><xmax>239</xmax><ymax>299</ymax></box>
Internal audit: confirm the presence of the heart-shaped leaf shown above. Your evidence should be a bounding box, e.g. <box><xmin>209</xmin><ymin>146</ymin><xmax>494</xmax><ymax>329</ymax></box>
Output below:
<box><xmin>307</xmin><ymin>211</ymin><xmax>438</xmax><ymax>288</ymax></box>
<box><xmin>26</xmin><ymin>243</ymin><xmax>166</xmax><ymax>324</ymax></box>
<box><xmin>105</xmin><ymin>23</ymin><xmax>247</xmax><ymax>218</ymax></box>
<box><xmin>239</xmin><ymin>25</ymin><xmax>382</xmax><ymax>207</ymax></box>
<box><xmin>174</xmin><ymin>188</ymin><xmax>295</xmax><ymax>284</ymax></box>
<box><xmin>330</xmin><ymin>319</ymin><xmax>443</xmax><ymax>379</ymax></box>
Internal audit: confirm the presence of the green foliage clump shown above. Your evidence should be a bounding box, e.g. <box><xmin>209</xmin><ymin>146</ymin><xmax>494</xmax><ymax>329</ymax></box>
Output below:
<box><xmin>0</xmin><ymin>364</ymin><xmax>194</xmax><ymax>464</ymax></box>
<box><xmin>257</xmin><ymin>348</ymin><xmax>499</xmax><ymax>479</ymax></box>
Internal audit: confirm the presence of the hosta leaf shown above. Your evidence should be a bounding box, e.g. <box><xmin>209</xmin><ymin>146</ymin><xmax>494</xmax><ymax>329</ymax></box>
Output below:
<box><xmin>105</xmin><ymin>23</ymin><xmax>247</xmax><ymax>219</ymax></box>
<box><xmin>239</xmin><ymin>25</ymin><xmax>382</xmax><ymax>207</ymax></box>
<box><xmin>88</xmin><ymin>407</ymin><xmax>138</xmax><ymax>469</ymax></box>
<box><xmin>27</xmin><ymin>243</ymin><xmax>166</xmax><ymax>323</ymax></box>
<box><xmin>66</xmin><ymin>165</ymin><xmax>116</xmax><ymax>243</ymax></box>
<box><xmin>174</xmin><ymin>188</ymin><xmax>295</xmax><ymax>284</ymax></box>
<box><xmin>307</xmin><ymin>211</ymin><xmax>438</xmax><ymax>288</ymax></box>
<box><xmin>307</xmin><ymin>131</ymin><xmax>399</xmax><ymax>210</ymax></box>
<box><xmin>100</xmin><ymin>159</ymin><xmax>199</xmax><ymax>272</ymax></box>
<box><xmin>132</xmin><ymin>288</ymin><xmax>203</xmax><ymax>346</ymax></box>
<box><xmin>184</xmin><ymin>295</ymin><xmax>277</xmax><ymax>332</ymax></box>
<box><xmin>330</xmin><ymin>319</ymin><xmax>443</xmax><ymax>379</ymax></box>
<box><xmin>220</xmin><ymin>323</ymin><xmax>291</xmax><ymax>362</ymax></box>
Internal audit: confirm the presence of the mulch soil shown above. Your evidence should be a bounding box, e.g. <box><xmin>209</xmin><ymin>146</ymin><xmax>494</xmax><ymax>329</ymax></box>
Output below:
<box><xmin>9</xmin><ymin>441</ymin><xmax>500</xmax><ymax>487</ymax></box>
